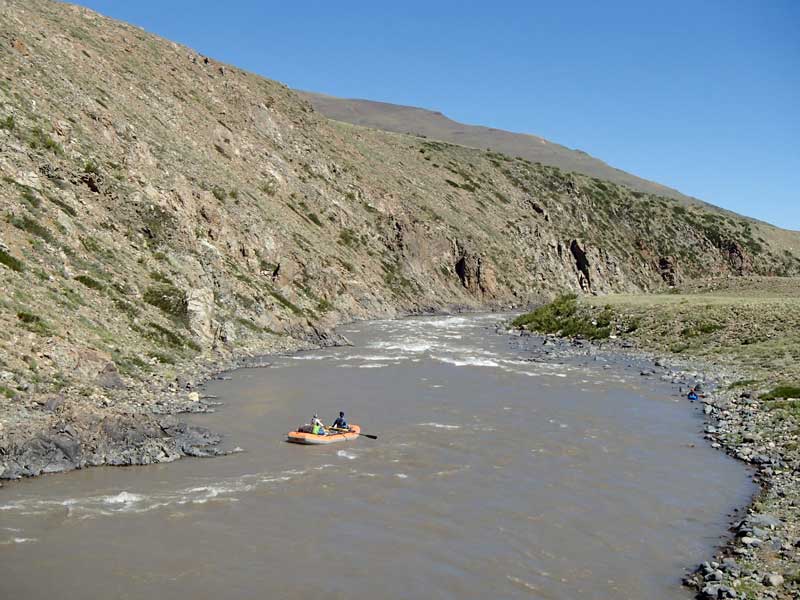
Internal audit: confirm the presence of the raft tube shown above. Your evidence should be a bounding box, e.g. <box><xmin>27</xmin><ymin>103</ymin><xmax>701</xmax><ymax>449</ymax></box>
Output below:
<box><xmin>286</xmin><ymin>424</ymin><xmax>361</xmax><ymax>445</ymax></box>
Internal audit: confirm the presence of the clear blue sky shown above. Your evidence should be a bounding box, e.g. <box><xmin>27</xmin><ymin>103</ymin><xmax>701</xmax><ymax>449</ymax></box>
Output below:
<box><xmin>74</xmin><ymin>1</ymin><xmax>799</xmax><ymax>230</ymax></box>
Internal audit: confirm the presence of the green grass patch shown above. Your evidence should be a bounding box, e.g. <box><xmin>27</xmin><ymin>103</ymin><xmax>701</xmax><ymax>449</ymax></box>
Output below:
<box><xmin>75</xmin><ymin>274</ymin><xmax>105</xmax><ymax>290</ymax></box>
<box><xmin>0</xmin><ymin>384</ymin><xmax>16</xmax><ymax>399</ymax></box>
<box><xmin>0</xmin><ymin>115</ymin><xmax>14</xmax><ymax>130</ymax></box>
<box><xmin>0</xmin><ymin>248</ymin><xmax>24</xmax><ymax>272</ymax></box>
<box><xmin>29</xmin><ymin>127</ymin><xmax>64</xmax><ymax>155</ymax></box>
<box><xmin>212</xmin><ymin>187</ymin><xmax>226</xmax><ymax>202</ymax></box>
<box><xmin>17</xmin><ymin>311</ymin><xmax>51</xmax><ymax>335</ymax></box>
<box><xmin>140</xmin><ymin>322</ymin><xmax>200</xmax><ymax>352</ymax></box>
<box><xmin>143</xmin><ymin>284</ymin><xmax>188</xmax><ymax>322</ymax></box>
<box><xmin>113</xmin><ymin>297</ymin><xmax>140</xmax><ymax>318</ymax></box>
<box><xmin>338</xmin><ymin>228</ymin><xmax>359</xmax><ymax>248</ymax></box>
<box><xmin>512</xmin><ymin>294</ymin><xmax>611</xmax><ymax>340</ymax></box>
<box><xmin>20</xmin><ymin>188</ymin><xmax>41</xmax><ymax>210</ymax></box>
<box><xmin>147</xmin><ymin>350</ymin><xmax>176</xmax><ymax>365</ymax></box>
<box><xmin>268</xmin><ymin>288</ymin><xmax>304</xmax><ymax>316</ymax></box>
<box><xmin>681</xmin><ymin>322</ymin><xmax>722</xmax><ymax>337</ymax></box>
<box><xmin>46</xmin><ymin>194</ymin><xmax>78</xmax><ymax>217</ymax></box>
<box><xmin>259</xmin><ymin>178</ymin><xmax>279</xmax><ymax>196</ymax></box>
<box><xmin>236</xmin><ymin>317</ymin><xmax>277</xmax><ymax>335</ymax></box>
<box><xmin>728</xmin><ymin>379</ymin><xmax>759</xmax><ymax>389</ymax></box>
<box><xmin>10</xmin><ymin>214</ymin><xmax>55</xmax><ymax>243</ymax></box>
<box><xmin>761</xmin><ymin>384</ymin><xmax>800</xmax><ymax>400</ymax></box>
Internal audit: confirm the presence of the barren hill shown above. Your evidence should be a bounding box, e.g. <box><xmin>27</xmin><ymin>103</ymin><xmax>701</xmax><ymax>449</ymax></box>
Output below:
<box><xmin>1</xmin><ymin>0</ymin><xmax>799</xmax><ymax>478</ymax></box>
<box><xmin>300</xmin><ymin>91</ymin><xmax>698</xmax><ymax>203</ymax></box>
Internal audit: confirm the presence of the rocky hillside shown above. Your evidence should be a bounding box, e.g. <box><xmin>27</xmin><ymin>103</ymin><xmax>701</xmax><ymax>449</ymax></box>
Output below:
<box><xmin>1</xmin><ymin>0</ymin><xmax>799</xmax><ymax>479</ymax></box>
<box><xmin>300</xmin><ymin>91</ymin><xmax>699</xmax><ymax>203</ymax></box>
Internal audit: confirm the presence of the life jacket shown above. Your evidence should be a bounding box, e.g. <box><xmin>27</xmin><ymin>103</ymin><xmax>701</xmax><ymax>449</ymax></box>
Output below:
<box><xmin>312</xmin><ymin>423</ymin><xmax>322</xmax><ymax>435</ymax></box>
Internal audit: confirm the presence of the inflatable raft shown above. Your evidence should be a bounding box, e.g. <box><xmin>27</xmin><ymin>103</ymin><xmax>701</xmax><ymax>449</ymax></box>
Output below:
<box><xmin>286</xmin><ymin>424</ymin><xmax>361</xmax><ymax>445</ymax></box>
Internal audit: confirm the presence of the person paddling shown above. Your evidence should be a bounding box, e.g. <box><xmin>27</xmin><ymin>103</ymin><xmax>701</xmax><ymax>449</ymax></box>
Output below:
<box><xmin>331</xmin><ymin>411</ymin><xmax>349</xmax><ymax>431</ymax></box>
<box><xmin>310</xmin><ymin>413</ymin><xmax>326</xmax><ymax>435</ymax></box>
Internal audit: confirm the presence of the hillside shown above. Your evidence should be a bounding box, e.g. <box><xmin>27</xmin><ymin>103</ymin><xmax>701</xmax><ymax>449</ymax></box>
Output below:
<box><xmin>300</xmin><ymin>92</ymin><xmax>800</xmax><ymax>250</ymax></box>
<box><xmin>1</xmin><ymin>0</ymin><xmax>799</xmax><ymax>478</ymax></box>
<box><xmin>299</xmin><ymin>92</ymin><xmax>696</xmax><ymax>202</ymax></box>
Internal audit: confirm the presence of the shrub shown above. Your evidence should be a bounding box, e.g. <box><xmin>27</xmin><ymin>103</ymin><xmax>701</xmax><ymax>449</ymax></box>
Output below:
<box><xmin>147</xmin><ymin>350</ymin><xmax>176</xmax><ymax>365</ymax></box>
<box><xmin>46</xmin><ymin>194</ymin><xmax>78</xmax><ymax>217</ymax></box>
<box><xmin>83</xmin><ymin>160</ymin><xmax>100</xmax><ymax>175</ymax></box>
<box><xmin>10</xmin><ymin>214</ymin><xmax>55</xmax><ymax>243</ymax></box>
<box><xmin>338</xmin><ymin>228</ymin><xmax>359</xmax><ymax>247</ymax></box>
<box><xmin>0</xmin><ymin>248</ymin><xmax>24</xmax><ymax>272</ymax></box>
<box><xmin>511</xmin><ymin>294</ymin><xmax>611</xmax><ymax>340</ymax></box>
<box><xmin>20</xmin><ymin>188</ymin><xmax>41</xmax><ymax>209</ymax></box>
<box><xmin>142</xmin><ymin>322</ymin><xmax>200</xmax><ymax>352</ymax></box>
<box><xmin>681</xmin><ymin>322</ymin><xmax>722</xmax><ymax>337</ymax></box>
<box><xmin>268</xmin><ymin>288</ymin><xmax>304</xmax><ymax>316</ymax></box>
<box><xmin>512</xmin><ymin>293</ymin><xmax>578</xmax><ymax>329</ymax></box>
<box><xmin>307</xmin><ymin>212</ymin><xmax>323</xmax><ymax>227</ymax></box>
<box><xmin>29</xmin><ymin>127</ymin><xmax>64</xmax><ymax>155</ymax></box>
<box><xmin>0</xmin><ymin>384</ymin><xmax>15</xmax><ymax>399</ymax></box>
<box><xmin>113</xmin><ymin>297</ymin><xmax>140</xmax><ymax>318</ymax></box>
<box><xmin>0</xmin><ymin>115</ymin><xmax>14</xmax><ymax>130</ymax></box>
<box><xmin>17</xmin><ymin>311</ymin><xmax>50</xmax><ymax>335</ymax></box>
<box><xmin>212</xmin><ymin>187</ymin><xmax>226</xmax><ymax>201</ymax></box>
<box><xmin>259</xmin><ymin>176</ymin><xmax>279</xmax><ymax>196</ymax></box>
<box><xmin>75</xmin><ymin>274</ymin><xmax>105</xmax><ymax>290</ymax></box>
<box><xmin>143</xmin><ymin>284</ymin><xmax>188</xmax><ymax>321</ymax></box>
<box><xmin>729</xmin><ymin>379</ymin><xmax>759</xmax><ymax>389</ymax></box>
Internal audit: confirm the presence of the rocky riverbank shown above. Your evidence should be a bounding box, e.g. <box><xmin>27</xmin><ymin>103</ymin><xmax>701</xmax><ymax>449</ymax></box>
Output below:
<box><xmin>0</xmin><ymin>329</ymin><xmax>337</xmax><ymax>483</ymax></box>
<box><xmin>507</xmin><ymin>285</ymin><xmax>800</xmax><ymax>600</ymax></box>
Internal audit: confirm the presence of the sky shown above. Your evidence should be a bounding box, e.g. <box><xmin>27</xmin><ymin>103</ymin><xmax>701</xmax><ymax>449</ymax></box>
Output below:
<box><xmin>73</xmin><ymin>1</ymin><xmax>799</xmax><ymax>230</ymax></box>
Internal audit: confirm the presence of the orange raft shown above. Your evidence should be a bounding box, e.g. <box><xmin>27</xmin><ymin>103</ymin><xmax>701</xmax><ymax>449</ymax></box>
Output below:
<box><xmin>286</xmin><ymin>424</ymin><xmax>361</xmax><ymax>445</ymax></box>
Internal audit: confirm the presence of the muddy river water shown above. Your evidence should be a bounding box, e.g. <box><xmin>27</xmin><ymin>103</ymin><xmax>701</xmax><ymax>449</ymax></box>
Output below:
<box><xmin>0</xmin><ymin>314</ymin><xmax>755</xmax><ymax>599</ymax></box>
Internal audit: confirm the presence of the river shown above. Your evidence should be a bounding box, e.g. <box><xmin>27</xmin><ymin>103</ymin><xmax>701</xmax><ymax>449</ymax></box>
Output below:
<box><xmin>0</xmin><ymin>314</ymin><xmax>754</xmax><ymax>599</ymax></box>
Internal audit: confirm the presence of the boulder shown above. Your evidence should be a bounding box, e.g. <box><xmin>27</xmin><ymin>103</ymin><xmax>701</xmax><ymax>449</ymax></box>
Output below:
<box><xmin>186</xmin><ymin>287</ymin><xmax>215</xmax><ymax>346</ymax></box>
<box><xmin>96</xmin><ymin>362</ymin><xmax>126</xmax><ymax>390</ymax></box>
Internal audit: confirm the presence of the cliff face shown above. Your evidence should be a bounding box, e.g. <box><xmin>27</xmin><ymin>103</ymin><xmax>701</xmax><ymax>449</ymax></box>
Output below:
<box><xmin>1</xmin><ymin>0</ymin><xmax>798</xmax><ymax>478</ymax></box>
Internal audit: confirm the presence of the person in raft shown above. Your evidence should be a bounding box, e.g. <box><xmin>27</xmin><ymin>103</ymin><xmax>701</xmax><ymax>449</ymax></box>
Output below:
<box><xmin>687</xmin><ymin>388</ymin><xmax>699</xmax><ymax>401</ymax></box>
<box><xmin>331</xmin><ymin>411</ymin><xmax>349</xmax><ymax>431</ymax></box>
<box><xmin>310</xmin><ymin>413</ymin><xmax>327</xmax><ymax>435</ymax></box>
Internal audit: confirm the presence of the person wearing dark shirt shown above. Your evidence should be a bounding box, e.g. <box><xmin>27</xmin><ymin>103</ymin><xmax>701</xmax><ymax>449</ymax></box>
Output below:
<box><xmin>331</xmin><ymin>411</ymin><xmax>349</xmax><ymax>430</ymax></box>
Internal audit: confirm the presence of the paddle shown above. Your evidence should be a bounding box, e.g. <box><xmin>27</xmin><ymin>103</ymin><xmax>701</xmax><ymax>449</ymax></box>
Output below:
<box><xmin>330</xmin><ymin>426</ymin><xmax>378</xmax><ymax>440</ymax></box>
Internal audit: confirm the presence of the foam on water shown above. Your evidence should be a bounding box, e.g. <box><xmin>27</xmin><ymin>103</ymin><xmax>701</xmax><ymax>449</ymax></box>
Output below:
<box><xmin>419</xmin><ymin>422</ymin><xmax>461</xmax><ymax>430</ymax></box>
<box><xmin>368</xmin><ymin>340</ymin><xmax>433</xmax><ymax>353</ymax></box>
<box><xmin>346</xmin><ymin>354</ymin><xmax>410</xmax><ymax>361</ymax></box>
<box><xmin>0</xmin><ymin>537</ymin><xmax>38</xmax><ymax>545</ymax></box>
<box><xmin>433</xmin><ymin>356</ymin><xmax>500</xmax><ymax>368</ymax></box>
<box><xmin>103</xmin><ymin>491</ymin><xmax>144</xmax><ymax>505</ymax></box>
<box><xmin>0</xmin><ymin>468</ymin><xmax>316</xmax><ymax>518</ymax></box>
<box><xmin>337</xmin><ymin>450</ymin><xmax>358</xmax><ymax>460</ymax></box>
